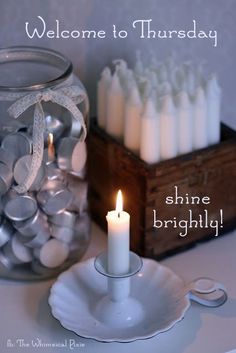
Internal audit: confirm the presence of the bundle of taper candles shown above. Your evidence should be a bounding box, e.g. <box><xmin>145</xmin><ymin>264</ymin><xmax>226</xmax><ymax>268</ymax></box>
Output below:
<box><xmin>97</xmin><ymin>52</ymin><xmax>221</xmax><ymax>164</ymax></box>
<box><xmin>0</xmin><ymin>116</ymin><xmax>89</xmax><ymax>276</ymax></box>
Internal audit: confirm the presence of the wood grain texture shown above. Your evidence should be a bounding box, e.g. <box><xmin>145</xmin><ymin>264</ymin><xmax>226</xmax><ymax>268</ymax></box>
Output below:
<box><xmin>88</xmin><ymin>119</ymin><xmax>236</xmax><ymax>259</ymax></box>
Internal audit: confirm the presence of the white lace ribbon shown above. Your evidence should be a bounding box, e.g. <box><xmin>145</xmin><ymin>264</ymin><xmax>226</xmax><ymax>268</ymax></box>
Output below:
<box><xmin>2</xmin><ymin>85</ymin><xmax>87</xmax><ymax>193</ymax></box>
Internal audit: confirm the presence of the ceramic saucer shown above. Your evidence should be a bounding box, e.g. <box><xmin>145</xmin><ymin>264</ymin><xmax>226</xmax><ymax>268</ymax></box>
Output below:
<box><xmin>49</xmin><ymin>257</ymin><xmax>190</xmax><ymax>342</ymax></box>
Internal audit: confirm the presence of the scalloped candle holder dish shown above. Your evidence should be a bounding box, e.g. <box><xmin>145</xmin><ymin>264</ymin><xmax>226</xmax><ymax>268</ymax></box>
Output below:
<box><xmin>49</xmin><ymin>253</ymin><xmax>227</xmax><ymax>342</ymax></box>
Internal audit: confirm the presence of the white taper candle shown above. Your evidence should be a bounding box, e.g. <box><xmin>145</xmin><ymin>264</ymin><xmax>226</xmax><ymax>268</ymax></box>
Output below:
<box><xmin>97</xmin><ymin>67</ymin><xmax>111</xmax><ymax>129</ymax></box>
<box><xmin>206</xmin><ymin>75</ymin><xmax>221</xmax><ymax>145</ymax></box>
<box><xmin>106</xmin><ymin>190</ymin><xmax>130</xmax><ymax>275</ymax></box>
<box><xmin>193</xmin><ymin>86</ymin><xmax>208</xmax><ymax>149</ymax></box>
<box><xmin>160</xmin><ymin>94</ymin><xmax>178</xmax><ymax>160</ymax></box>
<box><xmin>106</xmin><ymin>72</ymin><xmax>125</xmax><ymax>139</ymax></box>
<box><xmin>124</xmin><ymin>83</ymin><xmax>142</xmax><ymax>153</ymax></box>
<box><xmin>177</xmin><ymin>91</ymin><xmax>193</xmax><ymax>154</ymax></box>
<box><xmin>140</xmin><ymin>97</ymin><xmax>160</xmax><ymax>164</ymax></box>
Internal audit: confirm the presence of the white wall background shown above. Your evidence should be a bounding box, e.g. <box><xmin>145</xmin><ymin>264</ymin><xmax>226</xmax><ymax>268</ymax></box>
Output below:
<box><xmin>0</xmin><ymin>0</ymin><xmax>235</xmax><ymax>129</ymax></box>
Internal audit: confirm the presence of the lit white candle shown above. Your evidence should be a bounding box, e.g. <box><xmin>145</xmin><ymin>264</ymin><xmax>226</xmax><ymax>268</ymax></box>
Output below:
<box><xmin>140</xmin><ymin>97</ymin><xmax>160</xmax><ymax>164</ymax></box>
<box><xmin>124</xmin><ymin>83</ymin><xmax>142</xmax><ymax>153</ymax></box>
<box><xmin>106</xmin><ymin>190</ymin><xmax>130</xmax><ymax>275</ymax></box>
<box><xmin>97</xmin><ymin>67</ymin><xmax>111</xmax><ymax>129</ymax></box>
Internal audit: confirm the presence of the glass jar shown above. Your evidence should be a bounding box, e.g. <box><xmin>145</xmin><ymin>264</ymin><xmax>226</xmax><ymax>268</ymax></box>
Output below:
<box><xmin>0</xmin><ymin>46</ymin><xmax>90</xmax><ymax>280</ymax></box>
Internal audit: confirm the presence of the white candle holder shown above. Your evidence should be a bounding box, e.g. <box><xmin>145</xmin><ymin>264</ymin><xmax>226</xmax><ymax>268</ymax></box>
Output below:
<box><xmin>49</xmin><ymin>255</ymin><xmax>227</xmax><ymax>342</ymax></box>
<box><xmin>94</xmin><ymin>251</ymin><xmax>144</xmax><ymax>328</ymax></box>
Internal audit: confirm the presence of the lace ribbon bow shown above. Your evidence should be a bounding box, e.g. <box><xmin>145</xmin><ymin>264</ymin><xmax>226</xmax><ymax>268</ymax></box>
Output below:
<box><xmin>4</xmin><ymin>85</ymin><xmax>87</xmax><ymax>193</ymax></box>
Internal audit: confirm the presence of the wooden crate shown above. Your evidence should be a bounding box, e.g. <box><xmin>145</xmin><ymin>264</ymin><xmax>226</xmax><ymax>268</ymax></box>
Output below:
<box><xmin>88</xmin><ymin>119</ymin><xmax>236</xmax><ymax>259</ymax></box>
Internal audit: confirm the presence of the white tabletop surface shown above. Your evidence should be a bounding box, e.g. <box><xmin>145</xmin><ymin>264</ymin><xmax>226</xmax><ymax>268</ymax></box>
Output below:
<box><xmin>0</xmin><ymin>223</ymin><xmax>236</xmax><ymax>353</ymax></box>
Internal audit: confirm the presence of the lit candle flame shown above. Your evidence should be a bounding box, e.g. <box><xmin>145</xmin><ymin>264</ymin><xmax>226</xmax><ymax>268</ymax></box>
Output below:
<box><xmin>47</xmin><ymin>133</ymin><xmax>55</xmax><ymax>162</ymax></box>
<box><xmin>48</xmin><ymin>133</ymin><xmax>54</xmax><ymax>146</ymax></box>
<box><xmin>116</xmin><ymin>190</ymin><xmax>123</xmax><ymax>217</ymax></box>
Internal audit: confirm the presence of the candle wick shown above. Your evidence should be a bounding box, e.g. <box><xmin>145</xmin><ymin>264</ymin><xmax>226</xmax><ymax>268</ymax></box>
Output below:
<box><xmin>118</xmin><ymin>212</ymin><xmax>120</xmax><ymax>218</ymax></box>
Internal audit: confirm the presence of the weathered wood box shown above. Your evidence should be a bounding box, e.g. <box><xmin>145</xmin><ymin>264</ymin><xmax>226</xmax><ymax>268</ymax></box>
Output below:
<box><xmin>88</xmin><ymin>119</ymin><xmax>236</xmax><ymax>259</ymax></box>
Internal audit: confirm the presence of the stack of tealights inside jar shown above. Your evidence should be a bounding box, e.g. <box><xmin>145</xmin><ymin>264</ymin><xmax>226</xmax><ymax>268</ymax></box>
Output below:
<box><xmin>97</xmin><ymin>52</ymin><xmax>221</xmax><ymax>164</ymax></box>
<box><xmin>0</xmin><ymin>116</ymin><xmax>89</xmax><ymax>276</ymax></box>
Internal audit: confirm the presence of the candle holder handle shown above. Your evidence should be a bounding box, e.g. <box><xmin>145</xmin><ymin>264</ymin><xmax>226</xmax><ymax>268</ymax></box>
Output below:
<box><xmin>94</xmin><ymin>251</ymin><xmax>144</xmax><ymax>328</ymax></box>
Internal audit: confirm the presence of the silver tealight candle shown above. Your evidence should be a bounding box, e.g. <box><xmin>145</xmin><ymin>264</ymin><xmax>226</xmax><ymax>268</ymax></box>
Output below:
<box><xmin>13</xmin><ymin>209</ymin><xmax>49</xmax><ymax>237</ymax></box>
<box><xmin>16</xmin><ymin>229</ymin><xmax>50</xmax><ymax>249</ymax></box>
<box><xmin>57</xmin><ymin>137</ymin><xmax>87</xmax><ymax>174</ymax></box>
<box><xmin>4</xmin><ymin>192</ymin><xmax>37</xmax><ymax>222</ymax></box>
<box><xmin>49</xmin><ymin>210</ymin><xmax>77</xmax><ymax>228</ymax></box>
<box><xmin>37</xmin><ymin>181</ymin><xmax>73</xmax><ymax>216</ymax></box>
<box><xmin>66</xmin><ymin>179</ymin><xmax>88</xmax><ymax>214</ymax></box>
<box><xmin>60</xmin><ymin>110</ymin><xmax>82</xmax><ymax>138</ymax></box>
<box><xmin>3</xmin><ymin>234</ymin><xmax>33</xmax><ymax>264</ymax></box>
<box><xmin>44</xmin><ymin>114</ymin><xmax>65</xmax><ymax>143</ymax></box>
<box><xmin>49</xmin><ymin>210</ymin><xmax>77</xmax><ymax>243</ymax></box>
<box><xmin>41</xmin><ymin>164</ymin><xmax>64</xmax><ymax>191</ymax></box>
<box><xmin>51</xmin><ymin>224</ymin><xmax>74</xmax><ymax>243</ymax></box>
<box><xmin>33</xmin><ymin>239</ymin><xmax>70</xmax><ymax>268</ymax></box>
<box><xmin>1</xmin><ymin>132</ymin><xmax>32</xmax><ymax>159</ymax></box>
